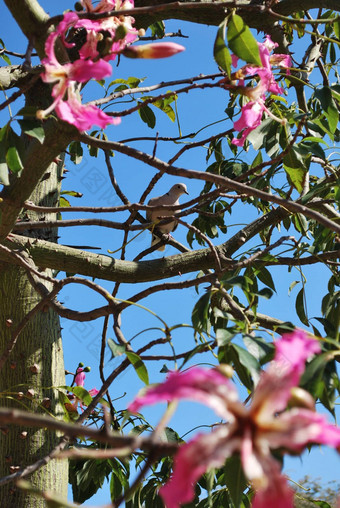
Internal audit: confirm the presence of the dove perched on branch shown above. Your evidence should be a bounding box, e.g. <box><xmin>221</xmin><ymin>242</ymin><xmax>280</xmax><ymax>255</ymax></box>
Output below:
<box><xmin>146</xmin><ymin>183</ymin><xmax>188</xmax><ymax>251</ymax></box>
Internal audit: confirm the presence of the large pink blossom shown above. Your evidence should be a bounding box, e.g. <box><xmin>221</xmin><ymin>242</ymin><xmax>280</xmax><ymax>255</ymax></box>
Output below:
<box><xmin>38</xmin><ymin>3</ymin><xmax>184</xmax><ymax>130</ymax></box>
<box><xmin>231</xmin><ymin>35</ymin><xmax>291</xmax><ymax>146</ymax></box>
<box><xmin>79</xmin><ymin>0</ymin><xmax>138</xmax><ymax>60</ymax></box>
<box><xmin>37</xmin><ymin>12</ymin><xmax>115</xmax><ymax>130</ymax></box>
<box><xmin>128</xmin><ymin>331</ymin><xmax>340</xmax><ymax>508</ymax></box>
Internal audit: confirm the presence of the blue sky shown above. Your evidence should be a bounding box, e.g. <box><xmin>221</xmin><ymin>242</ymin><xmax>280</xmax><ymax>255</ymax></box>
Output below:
<box><xmin>1</xmin><ymin>1</ymin><xmax>339</xmax><ymax>505</ymax></box>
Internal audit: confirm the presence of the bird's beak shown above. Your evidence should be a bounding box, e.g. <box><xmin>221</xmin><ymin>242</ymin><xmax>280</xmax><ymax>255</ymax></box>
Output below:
<box><xmin>185</xmin><ymin>190</ymin><xmax>189</xmax><ymax>195</ymax></box>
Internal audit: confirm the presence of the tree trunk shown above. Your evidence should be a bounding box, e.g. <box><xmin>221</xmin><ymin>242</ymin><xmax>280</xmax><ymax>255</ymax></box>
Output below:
<box><xmin>0</xmin><ymin>263</ymin><xmax>68</xmax><ymax>507</ymax></box>
<box><xmin>0</xmin><ymin>77</ymin><xmax>68</xmax><ymax>505</ymax></box>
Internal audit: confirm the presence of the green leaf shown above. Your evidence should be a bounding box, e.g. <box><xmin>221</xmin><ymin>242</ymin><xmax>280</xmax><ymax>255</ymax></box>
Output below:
<box><xmin>192</xmin><ymin>292</ymin><xmax>211</xmax><ymax>332</ymax></box>
<box><xmin>288</xmin><ymin>280</ymin><xmax>300</xmax><ymax>295</ymax></box>
<box><xmin>283</xmin><ymin>146</ymin><xmax>309</xmax><ymax>193</ymax></box>
<box><xmin>334</xmin><ymin>19</ymin><xmax>340</xmax><ymax>39</ymax></box>
<box><xmin>107</xmin><ymin>338</ymin><xmax>126</xmax><ymax>358</ymax></box>
<box><xmin>254</xmin><ymin>287</ymin><xmax>274</xmax><ymax>299</ymax></box>
<box><xmin>69</xmin><ymin>141</ymin><xmax>83</xmax><ymax>164</ymax></box>
<box><xmin>0</xmin><ymin>137</ymin><xmax>9</xmax><ymax>186</ymax></box>
<box><xmin>295</xmin><ymin>287</ymin><xmax>309</xmax><ymax>326</ymax></box>
<box><xmin>150</xmin><ymin>95</ymin><xmax>177</xmax><ymax>122</ymax></box>
<box><xmin>70</xmin><ymin>458</ymin><xmax>112</xmax><ymax>504</ymax></box>
<box><xmin>224</xmin><ymin>455</ymin><xmax>248</xmax><ymax>508</ymax></box>
<box><xmin>247</xmin><ymin>118</ymin><xmax>277</xmax><ymax>152</ymax></box>
<box><xmin>0</xmin><ymin>162</ymin><xmax>9</xmax><ymax>186</ymax></box>
<box><xmin>163</xmin><ymin>426</ymin><xmax>182</xmax><ymax>443</ymax></box>
<box><xmin>18</xmin><ymin>119</ymin><xmax>45</xmax><ymax>143</ymax></box>
<box><xmin>59</xmin><ymin>196</ymin><xmax>71</xmax><ymax>207</ymax></box>
<box><xmin>6</xmin><ymin>144</ymin><xmax>23</xmax><ymax>173</ymax></box>
<box><xmin>315</xmin><ymin>86</ymin><xmax>339</xmax><ymax>134</ymax></box>
<box><xmin>0</xmin><ymin>53</ymin><xmax>10</xmax><ymax>65</ymax></box>
<box><xmin>243</xmin><ymin>335</ymin><xmax>274</xmax><ymax>363</ymax></box>
<box><xmin>149</xmin><ymin>20</ymin><xmax>165</xmax><ymax>38</ymax></box>
<box><xmin>213</xmin><ymin>20</ymin><xmax>232</xmax><ymax>76</ymax></box>
<box><xmin>312</xmin><ymin>501</ymin><xmax>332</xmax><ymax>508</ymax></box>
<box><xmin>126</xmin><ymin>351</ymin><xmax>149</xmax><ymax>384</ymax></box>
<box><xmin>233</xmin><ymin>343</ymin><xmax>260</xmax><ymax>379</ymax></box>
<box><xmin>61</xmin><ymin>190</ymin><xmax>83</xmax><ymax>198</ymax></box>
<box><xmin>57</xmin><ymin>390</ymin><xmax>78</xmax><ymax>422</ymax></box>
<box><xmin>227</xmin><ymin>14</ymin><xmax>261</xmax><ymax>66</ymax></box>
<box><xmin>71</xmin><ymin>386</ymin><xmax>93</xmax><ymax>406</ymax></box>
<box><xmin>256</xmin><ymin>267</ymin><xmax>276</xmax><ymax>292</ymax></box>
<box><xmin>216</xmin><ymin>327</ymin><xmax>236</xmax><ymax>347</ymax></box>
<box><xmin>138</xmin><ymin>103</ymin><xmax>156</xmax><ymax>128</ymax></box>
<box><xmin>0</xmin><ymin>124</ymin><xmax>9</xmax><ymax>142</ymax></box>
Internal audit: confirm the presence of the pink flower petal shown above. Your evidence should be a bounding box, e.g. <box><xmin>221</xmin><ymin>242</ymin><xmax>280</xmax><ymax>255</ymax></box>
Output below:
<box><xmin>128</xmin><ymin>368</ymin><xmax>239</xmax><ymax>421</ymax></box>
<box><xmin>56</xmin><ymin>97</ymin><xmax>118</xmax><ymax>131</ymax></box>
<box><xmin>75</xmin><ymin>368</ymin><xmax>85</xmax><ymax>387</ymax></box>
<box><xmin>274</xmin><ymin>330</ymin><xmax>320</xmax><ymax>370</ymax></box>
<box><xmin>252</xmin><ymin>463</ymin><xmax>294</xmax><ymax>508</ymax></box>
<box><xmin>232</xmin><ymin>101</ymin><xmax>264</xmax><ymax>146</ymax></box>
<box><xmin>160</xmin><ymin>426</ymin><xmax>237</xmax><ymax>508</ymax></box>
<box><xmin>70</xmin><ymin>58</ymin><xmax>112</xmax><ymax>82</ymax></box>
<box><xmin>266</xmin><ymin>408</ymin><xmax>340</xmax><ymax>451</ymax></box>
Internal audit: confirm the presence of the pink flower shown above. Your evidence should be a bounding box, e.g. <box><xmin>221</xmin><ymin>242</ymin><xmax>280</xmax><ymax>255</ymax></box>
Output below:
<box><xmin>128</xmin><ymin>331</ymin><xmax>340</xmax><ymax>508</ymax></box>
<box><xmin>74</xmin><ymin>367</ymin><xmax>86</xmax><ymax>387</ymax></box>
<box><xmin>89</xmin><ymin>388</ymin><xmax>99</xmax><ymax>397</ymax></box>
<box><xmin>55</xmin><ymin>84</ymin><xmax>120</xmax><ymax>131</ymax></box>
<box><xmin>79</xmin><ymin>0</ymin><xmax>138</xmax><ymax>60</ymax></box>
<box><xmin>122</xmin><ymin>42</ymin><xmax>185</xmax><ymax>59</ymax></box>
<box><xmin>230</xmin><ymin>35</ymin><xmax>291</xmax><ymax>146</ymax></box>
<box><xmin>38</xmin><ymin>2</ymin><xmax>185</xmax><ymax>130</ymax></box>
<box><xmin>67</xmin><ymin>370</ymin><xmax>99</xmax><ymax>413</ymax></box>
<box><xmin>37</xmin><ymin>13</ymin><xmax>115</xmax><ymax>130</ymax></box>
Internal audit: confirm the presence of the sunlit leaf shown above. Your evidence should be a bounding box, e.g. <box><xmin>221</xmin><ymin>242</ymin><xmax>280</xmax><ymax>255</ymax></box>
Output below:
<box><xmin>214</xmin><ymin>19</ymin><xmax>231</xmax><ymax>76</ymax></box>
<box><xmin>227</xmin><ymin>14</ymin><xmax>261</xmax><ymax>66</ymax></box>
<box><xmin>107</xmin><ymin>338</ymin><xmax>126</xmax><ymax>358</ymax></box>
<box><xmin>126</xmin><ymin>351</ymin><xmax>149</xmax><ymax>384</ymax></box>
<box><xmin>283</xmin><ymin>146</ymin><xmax>310</xmax><ymax>193</ymax></box>
<box><xmin>333</xmin><ymin>19</ymin><xmax>340</xmax><ymax>39</ymax></box>
<box><xmin>0</xmin><ymin>139</ymin><xmax>9</xmax><ymax>186</ymax></box>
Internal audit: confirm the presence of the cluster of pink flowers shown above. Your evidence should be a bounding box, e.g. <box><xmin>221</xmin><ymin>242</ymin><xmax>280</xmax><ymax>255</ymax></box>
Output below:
<box><xmin>129</xmin><ymin>331</ymin><xmax>340</xmax><ymax>508</ymax></box>
<box><xmin>67</xmin><ymin>366</ymin><xmax>99</xmax><ymax>412</ymax></box>
<box><xmin>37</xmin><ymin>0</ymin><xmax>184</xmax><ymax>131</ymax></box>
<box><xmin>229</xmin><ymin>36</ymin><xmax>291</xmax><ymax>147</ymax></box>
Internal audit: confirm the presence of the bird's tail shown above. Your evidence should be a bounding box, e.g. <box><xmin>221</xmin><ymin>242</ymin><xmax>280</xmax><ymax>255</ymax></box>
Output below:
<box><xmin>151</xmin><ymin>234</ymin><xmax>165</xmax><ymax>251</ymax></box>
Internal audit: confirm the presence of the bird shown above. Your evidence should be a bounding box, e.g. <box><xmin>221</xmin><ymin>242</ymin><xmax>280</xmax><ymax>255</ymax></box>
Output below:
<box><xmin>146</xmin><ymin>183</ymin><xmax>188</xmax><ymax>251</ymax></box>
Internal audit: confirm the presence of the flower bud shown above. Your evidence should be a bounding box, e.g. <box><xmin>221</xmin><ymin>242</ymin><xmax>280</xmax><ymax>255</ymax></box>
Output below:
<box><xmin>215</xmin><ymin>364</ymin><xmax>234</xmax><ymax>378</ymax></box>
<box><xmin>114</xmin><ymin>24</ymin><xmax>129</xmax><ymax>41</ymax></box>
<box><xmin>122</xmin><ymin>42</ymin><xmax>185</xmax><ymax>59</ymax></box>
<box><xmin>288</xmin><ymin>387</ymin><xmax>315</xmax><ymax>411</ymax></box>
